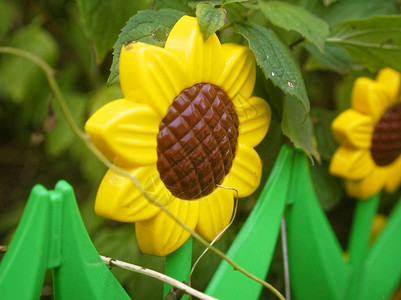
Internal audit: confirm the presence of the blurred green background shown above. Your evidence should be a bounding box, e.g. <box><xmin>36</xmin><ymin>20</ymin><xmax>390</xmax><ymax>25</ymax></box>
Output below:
<box><xmin>0</xmin><ymin>0</ymin><xmax>400</xmax><ymax>299</ymax></box>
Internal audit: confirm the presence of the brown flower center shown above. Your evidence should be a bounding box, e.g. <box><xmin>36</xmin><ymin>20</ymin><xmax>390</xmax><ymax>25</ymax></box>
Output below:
<box><xmin>156</xmin><ymin>83</ymin><xmax>239</xmax><ymax>200</ymax></box>
<box><xmin>371</xmin><ymin>103</ymin><xmax>401</xmax><ymax>166</ymax></box>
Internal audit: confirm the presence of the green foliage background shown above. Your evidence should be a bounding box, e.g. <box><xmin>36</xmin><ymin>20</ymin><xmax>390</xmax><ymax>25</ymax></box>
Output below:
<box><xmin>0</xmin><ymin>0</ymin><xmax>400</xmax><ymax>299</ymax></box>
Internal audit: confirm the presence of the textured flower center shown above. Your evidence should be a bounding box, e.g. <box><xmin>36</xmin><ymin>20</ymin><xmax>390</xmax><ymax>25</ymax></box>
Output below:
<box><xmin>371</xmin><ymin>103</ymin><xmax>401</xmax><ymax>166</ymax></box>
<box><xmin>156</xmin><ymin>83</ymin><xmax>239</xmax><ymax>200</ymax></box>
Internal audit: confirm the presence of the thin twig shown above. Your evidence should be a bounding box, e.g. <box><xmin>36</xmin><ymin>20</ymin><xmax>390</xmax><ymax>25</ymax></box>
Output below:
<box><xmin>0</xmin><ymin>46</ymin><xmax>285</xmax><ymax>300</ymax></box>
<box><xmin>189</xmin><ymin>185</ymin><xmax>239</xmax><ymax>288</ymax></box>
<box><xmin>0</xmin><ymin>245</ymin><xmax>8</xmax><ymax>253</ymax></box>
<box><xmin>101</xmin><ymin>256</ymin><xmax>217</xmax><ymax>300</ymax></box>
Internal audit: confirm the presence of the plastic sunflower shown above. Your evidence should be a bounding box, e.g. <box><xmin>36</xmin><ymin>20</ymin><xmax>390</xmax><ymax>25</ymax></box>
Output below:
<box><xmin>330</xmin><ymin>68</ymin><xmax>401</xmax><ymax>200</ymax></box>
<box><xmin>85</xmin><ymin>16</ymin><xmax>271</xmax><ymax>256</ymax></box>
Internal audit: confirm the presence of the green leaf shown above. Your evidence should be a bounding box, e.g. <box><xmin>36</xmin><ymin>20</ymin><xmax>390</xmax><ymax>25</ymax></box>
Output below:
<box><xmin>222</xmin><ymin>0</ymin><xmax>249</xmax><ymax>6</ymax></box>
<box><xmin>322</xmin><ymin>0</ymin><xmax>338</xmax><ymax>7</ymax></box>
<box><xmin>76</xmin><ymin>0</ymin><xmax>149</xmax><ymax>63</ymax></box>
<box><xmin>328</xmin><ymin>15</ymin><xmax>401</xmax><ymax>73</ymax></box>
<box><xmin>107</xmin><ymin>9</ymin><xmax>185</xmax><ymax>86</ymax></box>
<box><xmin>0</xmin><ymin>25</ymin><xmax>58</xmax><ymax>103</ymax></box>
<box><xmin>188</xmin><ymin>1</ymin><xmax>221</xmax><ymax>9</ymax></box>
<box><xmin>45</xmin><ymin>91</ymin><xmax>86</xmax><ymax>156</ymax></box>
<box><xmin>196</xmin><ymin>3</ymin><xmax>227</xmax><ymax>41</ymax></box>
<box><xmin>234</xmin><ymin>22</ymin><xmax>310</xmax><ymax>114</ymax></box>
<box><xmin>310</xmin><ymin>108</ymin><xmax>338</xmax><ymax>161</ymax></box>
<box><xmin>281</xmin><ymin>95</ymin><xmax>319</xmax><ymax>160</ymax></box>
<box><xmin>0</xmin><ymin>0</ymin><xmax>15</xmax><ymax>41</ymax></box>
<box><xmin>155</xmin><ymin>0</ymin><xmax>193</xmax><ymax>14</ymax></box>
<box><xmin>322</xmin><ymin>0</ymin><xmax>397</xmax><ymax>27</ymax></box>
<box><xmin>259</xmin><ymin>1</ymin><xmax>329</xmax><ymax>52</ymax></box>
<box><xmin>303</xmin><ymin>42</ymin><xmax>360</xmax><ymax>74</ymax></box>
<box><xmin>59</xmin><ymin>11</ymin><xmax>94</xmax><ymax>85</ymax></box>
<box><xmin>310</xmin><ymin>161</ymin><xmax>343</xmax><ymax>210</ymax></box>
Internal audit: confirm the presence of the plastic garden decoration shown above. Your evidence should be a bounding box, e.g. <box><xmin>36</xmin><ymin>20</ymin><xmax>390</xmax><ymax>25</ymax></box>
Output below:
<box><xmin>330</xmin><ymin>68</ymin><xmax>401</xmax><ymax>199</ymax></box>
<box><xmin>0</xmin><ymin>181</ymin><xmax>130</xmax><ymax>299</ymax></box>
<box><xmin>85</xmin><ymin>15</ymin><xmax>271</xmax><ymax>256</ymax></box>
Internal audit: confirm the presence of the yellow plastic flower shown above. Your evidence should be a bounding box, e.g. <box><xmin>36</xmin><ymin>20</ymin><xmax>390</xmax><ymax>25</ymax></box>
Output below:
<box><xmin>85</xmin><ymin>16</ymin><xmax>271</xmax><ymax>256</ymax></box>
<box><xmin>330</xmin><ymin>68</ymin><xmax>401</xmax><ymax>199</ymax></box>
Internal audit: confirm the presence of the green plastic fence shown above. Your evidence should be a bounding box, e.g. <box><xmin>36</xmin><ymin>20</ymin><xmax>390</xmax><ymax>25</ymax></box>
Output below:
<box><xmin>205</xmin><ymin>146</ymin><xmax>401</xmax><ymax>300</ymax></box>
<box><xmin>0</xmin><ymin>181</ymin><xmax>129</xmax><ymax>299</ymax></box>
<box><xmin>0</xmin><ymin>145</ymin><xmax>400</xmax><ymax>299</ymax></box>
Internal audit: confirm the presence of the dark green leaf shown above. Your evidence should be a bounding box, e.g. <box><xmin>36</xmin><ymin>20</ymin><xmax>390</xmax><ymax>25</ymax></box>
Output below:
<box><xmin>188</xmin><ymin>1</ymin><xmax>221</xmax><ymax>9</ymax></box>
<box><xmin>45</xmin><ymin>91</ymin><xmax>86</xmax><ymax>156</ymax></box>
<box><xmin>310</xmin><ymin>161</ymin><xmax>343</xmax><ymax>210</ymax></box>
<box><xmin>234</xmin><ymin>22</ymin><xmax>310</xmax><ymax>114</ymax></box>
<box><xmin>107</xmin><ymin>9</ymin><xmax>185</xmax><ymax>86</ymax></box>
<box><xmin>76</xmin><ymin>0</ymin><xmax>149</xmax><ymax>63</ymax></box>
<box><xmin>59</xmin><ymin>12</ymin><xmax>94</xmax><ymax>85</ymax></box>
<box><xmin>259</xmin><ymin>1</ymin><xmax>329</xmax><ymax>52</ymax></box>
<box><xmin>156</xmin><ymin>0</ymin><xmax>193</xmax><ymax>14</ymax></box>
<box><xmin>281</xmin><ymin>95</ymin><xmax>320</xmax><ymax>160</ymax></box>
<box><xmin>303</xmin><ymin>42</ymin><xmax>360</xmax><ymax>74</ymax></box>
<box><xmin>0</xmin><ymin>1</ymin><xmax>15</xmax><ymax>41</ymax></box>
<box><xmin>322</xmin><ymin>0</ymin><xmax>338</xmax><ymax>6</ymax></box>
<box><xmin>196</xmin><ymin>3</ymin><xmax>227</xmax><ymax>41</ymax></box>
<box><xmin>222</xmin><ymin>0</ymin><xmax>249</xmax><ymax>5</ymax></box>
<box><xmin>311</xmin><ymin>108</ymin><xmax>338</xmax><ymax>161</ymax></box>
<box><xmin>328</xmin><ymin>15</ymin><xmax>401</xmax><ymax>73</ymax></box>
<box><xmin>322</xmin><ymin>0</ymin><xmax>397</xmax><ymax>27</ymax></box>
<box><xmin>0</xmin><ymin>25</ymin><xmax>58</xmax><ymax>103</ymax></box>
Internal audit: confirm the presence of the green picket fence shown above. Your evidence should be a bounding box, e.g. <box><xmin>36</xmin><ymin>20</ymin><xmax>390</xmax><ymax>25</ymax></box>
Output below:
<box><xmin>1</xmin><ymin>145</ymin><xmax>400</xmax><ymax>299</ymax></box>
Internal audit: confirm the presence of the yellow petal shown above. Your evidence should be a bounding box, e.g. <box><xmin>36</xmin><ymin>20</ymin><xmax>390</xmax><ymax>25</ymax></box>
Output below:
<box><xmin>331</xmin><ymin>109</ymin><xmax>374</xmax><ymax>149</ymax></box>
<box><xmin>196</xmin><ymin>188</ymin><xmax>234</xmax><ymax>241</ymax></box>
<box><xmin>136</xmin><ymin>199</ymin><xmax>199</xmax><ymax>256</ymax></box>
<box><xmin>351</xmin><ymin>77</ymin><xmax>396</xmax><ymax>123</ymax></box>
<box><xmin>346</xmin><ymin>168</ymin><xmax>387</xmax><ymax>200</ymax></box>
<box><xmin>234</xmin><ymin>96</ymin><xmax>271</xmax><ymax>147</ymax></box>
<box><xmin>164</xmin><ymin>16</ymin><xmax>224</xmax><ymax>86</ymax></box>
<box><xmin>329</xmin><ymin>147</ymin><xmax>375</xmax><ymax>180</ymax></box>
<box><xmin>376</xmin><ymin>68</ymin><xmax>401</xmax><ymax>101</ymax></box>
<box><xmin>85</xmin><ymin>99</ymin><xmax>159</xmax><ymax>166</ymax></box>
<box><xmin>219</xmin><ymin>43</ymin><xmax>256</xmax><ymax>99</ymax></box>
<box><xmin>222</xmin><ymin>144</ymin><xmax>262</xmax><ymax>197</ymax></box>
<box><xmin>384</xmin><ymin>155</ymin><xmax>401</xmax><ymax>193</ymax></box>
<box><xmin>95</xmin><ymin>165</ymin><xmax>173</xmax><ymax>222</ymax></box>
<box><xmin>119</xmin><ymin>42</ymin><xmax>185</xmax><ymax>118</ymax></box>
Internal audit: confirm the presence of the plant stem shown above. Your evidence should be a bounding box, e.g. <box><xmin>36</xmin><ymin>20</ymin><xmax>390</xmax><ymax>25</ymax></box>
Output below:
<box><xmin>0</xmin><ymin>46</ymin><xmax>285</xmax><ymax>300</ymax></box>
<box><xmin>101</xmin><ymin>255</ymin><xmax>216</xmax><ymax>300</ymax></box>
